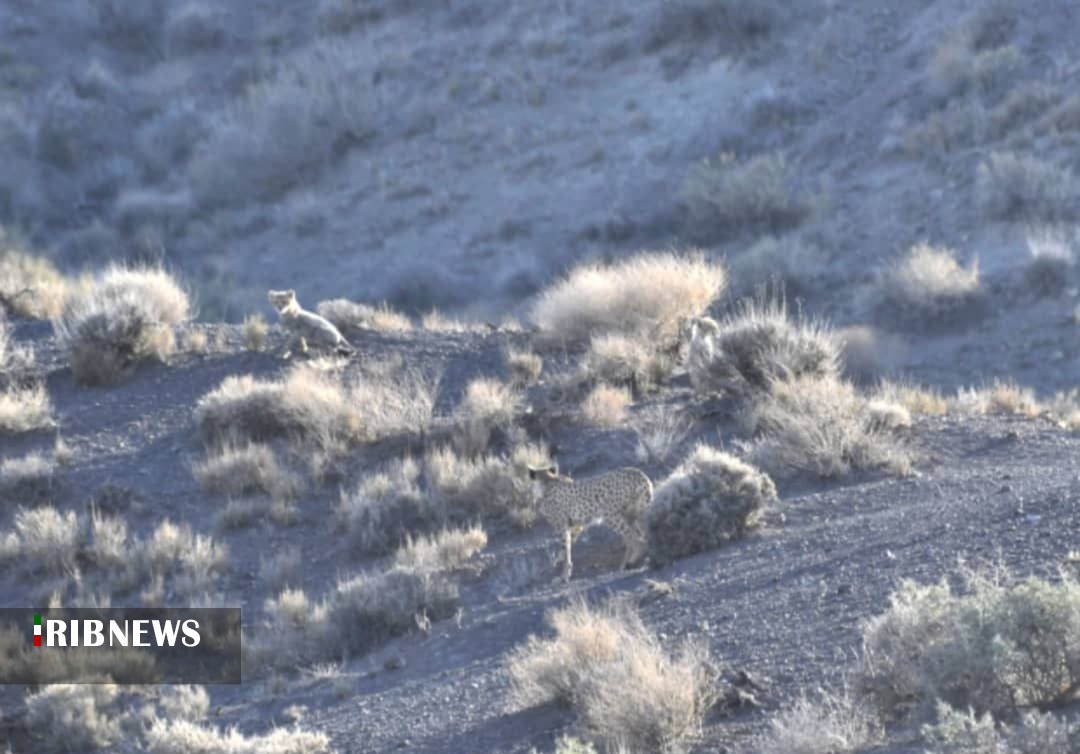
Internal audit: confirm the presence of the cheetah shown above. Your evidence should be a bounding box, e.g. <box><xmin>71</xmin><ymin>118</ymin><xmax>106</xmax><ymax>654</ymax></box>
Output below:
<box><xmin>267</xmin><ymin>289</ymin><xmax>353</xmax><ymax>359</ymax></box>
<box><xmin>528</xmin><ymin>465</ymin><xmax>652</xmax><ymax>581</ymax></box>
<box><xmin>686</xmin><ymin>316</ymin><xmax>720</xmax><ymax>394</ymax></box>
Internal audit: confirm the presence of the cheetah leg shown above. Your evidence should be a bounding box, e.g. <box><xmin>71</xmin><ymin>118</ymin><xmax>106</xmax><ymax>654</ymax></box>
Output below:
<box><xmin>298</xmin><ymin>336</ymin><xmax>309</xmax><ymax>355</ymax></box>
<box><xmin>562</xmin><ymin>528</ymin><xmax>573</xmax><ymax>582</ymax></box>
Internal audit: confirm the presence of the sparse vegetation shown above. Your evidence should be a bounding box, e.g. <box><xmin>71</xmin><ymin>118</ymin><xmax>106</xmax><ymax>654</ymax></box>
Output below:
<box><xmin>953</xmin><ymin>378</ymin><xmax>1040</xmax><ymax>417</ymax></box>
<box><xmin>758</xmin><ymin>689</ymin><xmax>881</xmax><ymax>754</ymax></box>
<box><xmin>193</xmin><ymin>442</ymin><xmax>301</xmax><ymax>500</ymax></box>
<box><xmin>583</xmin><ymin>333</ymin><xmax>672</xmax><ymax>394</ymax></box>
<box><xmin>505</xmin><ymin>347</ymin><xmax>543</xmax><ymax>386</ymax></box>
<box><xmin>745</xmin><ymin>374</ymin><xmax>912</xmax><ymax>478</ymax></box>
<box><xmin>317</xmin><ymin>298</ymin><xmax>412</xmax><ymax>333</ymax></box>
<box><xmin>684</xmin><ymin>152</ymin><xmax>816</xmax><ymax>241</ymax></box>
<box><xmin>0</xmin><ymin>452</ymin><xmax>54</xmax><ymax>501</ymax></box>
<box><xmin>874</xmin><ymin>243</ymin><xmax>982</xmax><ymax>326</ymax></box>
<box><xmin>0</xmin><ymin>383</ymin><xmax>53</xmax><ymax>433</ymax></box>
<box><xmin>393</xmin><ymin>526</ymin><xmax>487</xmax><ymax>572</ymax></box>
<box><xmin>530</xmin><ymin>251</ymin><xmax>726</xmax><ymax>347</ymax></box>
<box><xmin>581</xmin><ymin>383</ymin><xmax>632</xmax><ymax>428</ymax></box>
<box><xmin>977</xmin><ymin>151</ymin><xmax>1079</xmax><ymax>222</ymax></box>
<box><xmin>508</xmin><ymin>599</ymin><xmax>719</xmax><ymax>753</ymax></box>
<box><xmin>54</xmin><ymin>265</ymin><xmax>191</xmax><ymax>386</ymax></box>
<box><xmin>647</xmin><ymin>445</ymin><xmax>775</xmax><ymax>565</ymax></box>
<box><xmin>242</xmin><ymin>313</ymin><xmax>268</xmax><ymax>351</ymax></box>
<box><xmin>1023</xmin><ymin>226</ymin><xmax>1074</xmax><ymax>294</ymax></box>
<box><xmin>0</xmin><ymin>237</ymin><xmax>72</xmax><ymax>319</ymax></box>
<box><xmin>688</xmin><ymin>298</ymin><xmax>840</xmax><ymax>398</ymax></box>
<box><xmin>453</xmin><ymin>377</ymin><xmax>521</xmax><ymax>456</ymax></box>
<box><xmin>858</xmin><ymin>569</ymin><xmax>1080</xmax><ymax>717</ymax></box>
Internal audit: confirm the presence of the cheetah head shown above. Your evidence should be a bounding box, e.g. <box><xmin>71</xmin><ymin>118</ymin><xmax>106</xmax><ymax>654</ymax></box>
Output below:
<box><xmin>688</xmin><ymin>316</ymin><xmax>720</xmax><ymax>343</ymax></box>
<box><xmin>527</xmin><ymin>464</ymin><xmax>569</xmax><ymax>485</ymax></box>
<box><xmin>267</xmin><ymin>289</ymin><xmax>297</xmax><ymax>312</ymax></box>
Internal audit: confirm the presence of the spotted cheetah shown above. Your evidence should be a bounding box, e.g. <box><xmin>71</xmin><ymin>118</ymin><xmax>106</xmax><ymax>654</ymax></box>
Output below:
<box><xmin>267</xmin><ymin>289</ymin><xmax>353</xmax><ymax>359</ymax></box>
<box><xmin>528</xmin><ymin>465</ymin><xmax>652</xmax><ymax>581</ymax></box>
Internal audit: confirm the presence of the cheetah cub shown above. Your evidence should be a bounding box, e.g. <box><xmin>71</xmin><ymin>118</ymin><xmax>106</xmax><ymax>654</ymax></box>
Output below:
<box><xmin>267</xmin><ymin>289</ymin><xmax>353</xmax><ymax>359</ymax></box>
<box><xmin>528</xmin><ymin>465</ymin><xmax>652</xmax><ymax>581</ymax></box>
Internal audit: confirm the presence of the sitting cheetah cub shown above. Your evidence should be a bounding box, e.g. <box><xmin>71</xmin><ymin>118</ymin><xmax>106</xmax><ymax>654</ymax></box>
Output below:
<box><xmin>267</xmin><ymin>289</ymin><xmax>353</xmax><ymax>359</ymax></box>
<box><xmin>528</xmin><ymin>465</ymin><xmax>652</xmax><ymax>581</ymax></box>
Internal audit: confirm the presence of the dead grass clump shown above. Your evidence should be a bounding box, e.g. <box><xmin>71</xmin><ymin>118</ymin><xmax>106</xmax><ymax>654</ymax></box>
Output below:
<box><xmin>508</xmin><ymin>599</ymin><xmax>719</xmax><ymax>753</ymax></box>
<box><xmin>1024</xmin><ymin>226</ymin><xmax>1074</xmax><ymax>295</ymax></box>
<box><xmin>242</xmin><ymin>313</ymin><xmax>267</xmax><ymax>351</ymax></box>
<box><xmin>0</xmin><ymin>239</ymin><xmax>71</xmax><ymax>319</ymax></box>
<box><xmin>54</xmin><ymin>265</ymin><xmax>191</xmax><ymax>386</ymax></box>
<box><xmin>632</xmin><ymin>408</ymin><xmax>693</xmax><ymax>466</ymax></box>
<box><xmin>647</xmin><ymin>445</ymin><xmax>775</xmax><ymax>565</ymax></box>
<box><xmin>583</xmin><ymin>333</ymin><xmax>673</xmax><ymax>394</ymax></box>
<box><xmin>393</xmin><ymin>526</ymin><xmax>487</xmax><ymax>572</ymax></box>
<box><xmin>581</xmin><ymin>384</ymin><xmax>632</xmax><ymax>428</ymax></box>
<box><xmin>144</xmin><ymin>718</ymin><xmax>331</xmax><ymax>754</ymax></box>
<box><xmin>25</xmin><ymin>683</ymin><xmax>124</xmax><ymax>752</ymax></box>
<box><xmin>684</xmin><ymin>152</ymin><xmax>816</xmax><ymax>241</ymax></box>
<box><xmin>646</xmin><ymin>0</ymin><xmax>781</xmax><ymax>51</ymax></box>
<box><xmin>977</xmin><ymin>152</ymin><xmax>1080</xmax><ymax>223</ymax></box>
<box><xmin>928</xmin><ymin>35</ymin><xmax>1021</xmax><ymax>104</ymax></box>
<box><xmin>422</xmin><ymin>310</ymin><xmax>488</xmax><ymax>334</ymax></box>
<box><xmin>531</xmin><ymin>251</ymin><xmax>726</xmax><ymax>347</ymax></box>
<box><xmin>745</xmin><ymin>375</ymin><xmax>911</xmax><ymax>479</ymax></box>
<box><xmin>338</xmin><ymin>456</ymin><xmax>435</xmax><ymax>555</ymax></box>
<box><xmin>922</xmin><ymin>702</ymin><xmax>1077</xmax><ymax>754</ymax></box>
<box><xmin>453</xmin><ymin>377</ymin><xmax>521</xmax><ymax>455</ymax></box>
<box><xmin>256</xmin><ymin>566</ymin><xmax>457</xmax><ymax>669</ymax></box>
<box><xmin>689</xmin><ymin>299</ymin><xmax>840</xmax><ymax>398</ymax></box>
<box><xmin>874</xmin><ymin>243</ymin><xmax>982</xmax><ymax>326</ymax></box>
<box><xmin>505</xmin><ymin>347</ymin><xmax>543</xmax><ymax>386</ymax></box>
<box><xmin>349</xmin><ymin>361</ymin><xmax>439</xmax><ymax>441</ymax></box>
<box><xmin>0</xmin><ymin>452</ymin><xmax>54</xmax><ymax>501</ymax></box>
<box><xmin>193</xmin><ymin>442</ymin><xmax>300</xmax><ymax>500</ymax></box>
<box><xmin>858</xmin><ymin>569</ymin><xmax>1080</xmax><ymax>718</ymax></box>
<box><xmin>0</xmin><ymin>506</ymin><xmax>80</xmax><ymax>575</ymax></box>
<box><xmin>874</xmin><ymin>380</ymin><xmax>949</xmax><ymax>416</ymax></box>
<box><xmin>196</xmin><ymin>365</ymin><xmax>360</xmax><ymax>451</ymax></box>
<box><xmin>316</xmin><ymin>298</ymin><xmax>412</xmax><ymax>333</ymax></box>
<box><xmin>0</xmin><ymin>383</ymin><xmax>54</xmax><ymax>433</ymax></box>
<box><xmin>758</xmin><ymin>688</ymin><xmax>881</xmax><ymax>754</ymax></box>
<box><xmin>952</xmin><ymin>379</ymin><xmax>1040</xmax><ymax>417</ymax></box>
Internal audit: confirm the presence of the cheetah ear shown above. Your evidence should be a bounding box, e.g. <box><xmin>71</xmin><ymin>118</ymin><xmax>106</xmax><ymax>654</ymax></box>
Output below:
<box><xmin>528</xmin><ymin>468</ymin><xmax>538</xmax><ymax>480</ymax></box>
<box><xmin>287</xmin><ymin>289</ymin><xmax>296</xmax><ymax>299</ymax></box>
<box><xmin>548</xmin><ymin>464</ymin><xmax>558</xmax><ymax>476</ymax></box>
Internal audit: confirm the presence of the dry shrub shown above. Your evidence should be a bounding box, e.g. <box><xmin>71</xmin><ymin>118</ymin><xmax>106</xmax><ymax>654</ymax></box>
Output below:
<box><xmin>25</xmin><ymin>683</ymin><xmax>124</xmax><ymax>752</ymax></box>
<box><xmin>508</xmin><ymin>599</ymin><xmax>718</xmax><ymax>754</ymax></box>
<box><xmin>977</xmin><ymin>152</ymin><xmax>1080</xmax><ymax>223</ymax></box>
<box><xmin>684</xmin><ymin>152</ymin><xmax>816</xmax><ymax>241</ymax></box>
<box><xmin>531</xmin><ymin>251</ymin><xmax>726</xmax><ymax>347</ymax></box>
<box><xmin>758</xmin><ymin>688</ymin><xmax>881</xmax><ymax>754</ymax></box>
<box><xmin>0</xmin><ymin>506</ymin><xmax>80</xmax><ymax>575</ymax></box>
<box><xmin>54</xmin><ymin>265</ymin><xmax>191</xmax><ymax>385</ymax></box>
<box><xmin>193</xmin><ymin>442</ymin><xmax>300</xmax><ymax>500</ymax></box>
<box><xmin>874</xmin><ymin>243</ymin><xmax>982</xmax><ymax>327</ymax></box>
<box><xmin>195</xmin><ymin>365</ymin><xmax>360</xmax><ymax>452</ymax></box>
<box><xmin>0</xmin><ymin>383</ymin><xmax>54</xmax><ymax>433</ymax></box>
<box><xmin>582</xmin><ymin>384</ymin><xmax>632</xmax><ymax>428</ymax></box>
<box><xmin>0</xmin><ymin>241</ymin><xmax>71</xmax><ymax>319</ymax></box>
<box><xmin>583</xmin><ymin>333</ymin><xmax>672</xmax><ymax>394</ymax></box>
<box><xmin>923</xmin><ymin>702</ymin><xmax>1077</xmax><ymax>754</ymax></box>
<box><xmin>1024</xmin><ymin>226</ymin><xmax>1074</xmax><ymax>295</ymax></box>
<box><xmin>349</xmin><ymin>361</ymin><xmax>439</xmax><ymax>441</ymax></box>
<box><xmin>339</xmin><ymin>444</ymin><xmax>545</xmax><ymax>555</ymax></box>
<box><xmin>875</xmin><ymin>380</ymin><xmax>948</xmax><ymax>416</ymax></box>
<box><xmin>952</xmin><ymin>379</ymin><xmax>1040</xmax><ymax>417</ymax></box>
<box><xmin>144</xmin><ymin>718</ymin><xmax>331</xmax><ymax>754</ymax></box>
<box><xmin>0</xmin><ymin>451</ymin><xmax>54</xmax><ymax>500</ymax></box>
<box><xmin>859</xmin><ymin>569</ymin><xmax>1080</xmax><ymax>718</ymax></box>
<box><xmin>422</xmin><ymin>310</ymin><xmax>488</xmax><ymax>334</ymax></box>
<box><xmin>647</xmin><ymin>445</ymin><xmax>775</xmax><ymax>565</ymax></box>
<box><xmin>505</xmin><ymin>347</ymin><xmax>543</xmax><ymax>386</ymax></box>
<box><xmin>928</xmin><ymin>34</ymin><xmax>1021</xmax><ymax>103</ymax></box>
<box><xmin>729</xmin><ymin>235</ymin><xmax>827</xmax><ymax>297</ymax></box>
<box><xmin>242</xmin><ymin>313</ymin><xmax>267</xmax><ymax>351</ymax></box>
<box><xmin>453</xmin><ymin>377</ymin><xmax>521</xmax><ymax>455</ymax></box>
<box><xmin>393</xmin><ymin>526</ymin><xmax>487</xmax><ymax>572</ymax></box>
<box><xmin>316</xmin><ymin>298</ymin><xmax>412</xmax><ymax>332</ymax></box>
<box><xmin>837</xmin><ymin>325</ymin><xmax>909</xmax><ymax>384</ymax></box>
<box><xmin>254</xmin><ymin>566</ymin><xmax>457</xmax><ymax>669</ymax></box>
<box><xmin>632</xmin><ymin>408</ymin><xmax>693</xmax><ymax>465</ymax></box>
<box><xmin>745</xmin><ymin>375</ymin><xmax>911</xmax><ymax>479</ymax></box>
<box><xmin>689</xmin><ymin>299</ymin><xmax>839</xmax><ymax>398</ymax></box>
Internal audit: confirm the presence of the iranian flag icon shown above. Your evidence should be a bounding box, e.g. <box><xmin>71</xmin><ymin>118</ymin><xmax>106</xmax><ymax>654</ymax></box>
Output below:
<box><xmin>33</xmin><ymin>614</ymin><xmax>41</xmax><ymax>646</ymax></box>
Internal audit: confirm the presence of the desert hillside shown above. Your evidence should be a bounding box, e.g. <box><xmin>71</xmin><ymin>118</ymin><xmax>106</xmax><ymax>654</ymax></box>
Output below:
<box><xmin>3</xmin><ymin>2</ymin><xmax>1080</xmax><ymax>754</ymax></box>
